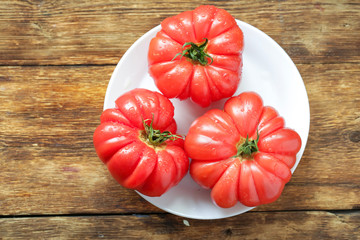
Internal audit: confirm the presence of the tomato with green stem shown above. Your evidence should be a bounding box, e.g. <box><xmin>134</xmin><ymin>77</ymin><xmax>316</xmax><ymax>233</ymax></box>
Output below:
<box><xmin>184</xmin><ymin>92</ymin><xmax>302</xmax><ymax>208</ymax></box>
<box><xmin>93</xmin><ymin>88</ymin><xmax>189</xmax><ymax>197</ymax></box>
<box><xmin>148</xmin><ymin>5</ymin><xmax>244</xmax><ymax>107</ymax></box>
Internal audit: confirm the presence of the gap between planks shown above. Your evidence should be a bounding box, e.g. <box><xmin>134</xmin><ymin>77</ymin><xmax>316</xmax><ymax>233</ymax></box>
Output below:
<box><xmin>1</xmin><ymin>209</ymin><xmax>359</xmax><ymax>219</ymax></box>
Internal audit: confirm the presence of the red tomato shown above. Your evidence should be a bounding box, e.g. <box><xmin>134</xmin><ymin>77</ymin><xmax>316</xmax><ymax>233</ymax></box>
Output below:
<box><xmin>93</xmin><ymin>88</ymin><xmax>189</xmax><ymax>197</ymax></box>
<box><xmin>148</xmin><ymin>5</ymin><xmax>244</xmax><ymax>107</ymax></box>
<box><xmin>185</xmin><ymin>92</ymin><xmax>302</xmax><ymax>208</ymax></box>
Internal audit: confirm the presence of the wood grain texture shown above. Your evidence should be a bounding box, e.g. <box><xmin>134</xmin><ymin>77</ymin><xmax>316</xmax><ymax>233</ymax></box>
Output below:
<box><xmin>1</xmin><ymin>0</ymin><xmax>359</xmax><ymax>238</ymax></box>
<box><xmin>1</xmin><ymin>211</ymin><xmax>359</xmax><ymax>239</ymax></box>
<box><xmin>0</xmin><ymin>0</ymin><xmax>359</xmax><ymax>65</ymax></box>
<box><xmin>0</xmin><ymin>64</ymin><xmax>359</xmax><ymax>215</ymax></box>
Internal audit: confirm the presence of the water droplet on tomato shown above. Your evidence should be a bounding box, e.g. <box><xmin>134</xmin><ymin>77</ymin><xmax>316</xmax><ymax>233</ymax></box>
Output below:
<box><xmin>147</xmin><ymin>97</ymin><xmax>156</xmax><ymax>106</ymax></box>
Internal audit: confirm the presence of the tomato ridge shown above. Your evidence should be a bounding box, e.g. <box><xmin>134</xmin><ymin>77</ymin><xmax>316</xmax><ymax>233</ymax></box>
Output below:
<box><xmin>205</xmin><ymin>65</ymin><xmax>239</xmax><ymax>96</ymax></box>
<box><xmin>250</xmin><ymin>161</ymin><xmax>263</xmax><ymax>206</ymax></box>
<box><xmin>163</xmin><ymin>146</ymin><xmax>183</xmax><ymax>185</ymax></box>
<box><xmin>99</xmin><ymin>131</ymin><xmax>138</xmax><ymax>164</ymax></box>
<box><xmin>203</xmin><ymin>66</ymin><xmax>222</xmax><ymax>101</ymax></box>
<box><xmin>215</xmin><ymin>158</ymin><xmax>238</xmax><ymax>190</ymax></box>
<box><xmin>209</xmin><ymin>9</ymin><xmax>237</xmax><ymax>38</ymax></box>
<box><xmin>162</xmin><ymin>30</ymin><xmax>183</xmax><ymax>46</ymax></box>
<box><xmin>122</xmin><ymin>142</ymin><xmax>149</xmax><ymax>188</ymax></box>
<box><xmin>136</xmin><ymin>155</ymin><xmax>158</xmax><ymax>196</ymax></box>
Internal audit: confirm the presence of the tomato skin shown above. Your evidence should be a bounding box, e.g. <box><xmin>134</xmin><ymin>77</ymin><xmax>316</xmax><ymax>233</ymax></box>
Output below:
<box><xmin>148</xmin><ymin>5</ymin><xmax>244</xmax><ymax>107</ymax></box>
<box><xmin>185</xmin><ymin>109</ymin><xmax>239</xmax><ymax>160</ymax></box>
<box><xmin>185</xmin><ymin>92</ymin><xmax>302</xmax><ymax>208</ymax></box>
<box><xmin>93</xmin><ymin>88</ymin><xmax>189</xmax><ymax>197</ymax></box>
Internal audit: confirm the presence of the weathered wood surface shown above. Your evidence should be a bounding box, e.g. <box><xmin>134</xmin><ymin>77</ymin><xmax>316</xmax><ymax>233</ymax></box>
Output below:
<box><xmin>0</xmin><ymin>64</ymin><xmax>359</xmax><ymax>216</ymax></box>
<box><xmin>0</xmin><ymin>211</ymin><xmax>359</xmax><ymax>240</ymax></box>
<box><xmin>0</xmin><ymin>0</ymin><xmax>359</xmax><ymax>239</ymax></box>
<box><xmin>0</xmin><ymin>0</ymin><xmax>359</xmax><ymax>65</ymax></box>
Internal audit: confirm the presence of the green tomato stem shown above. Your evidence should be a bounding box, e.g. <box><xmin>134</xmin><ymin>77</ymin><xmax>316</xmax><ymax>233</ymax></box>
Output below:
<box><xmin>172</xmin><ymin>38</ymin><xmax>213</xmax><ymax>66</ymax></box>
<box><xmin>142</xmin><ymin>115</ymin><xmax>182</xmax><ymax>146</ymax></box>
<box><xmin>234</xmin><ymin>131</ymin><xmax>260</xmax><ymax>159</ymax></box>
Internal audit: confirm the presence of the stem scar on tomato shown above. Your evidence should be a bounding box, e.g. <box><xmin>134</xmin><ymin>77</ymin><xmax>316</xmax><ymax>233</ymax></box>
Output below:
<box><xmin>140</xmin><ymin>114</ymin><xmax>183</xmax><ymax>148</ymax></box>
<box><xmin>233</xmin><ymin>131</ymin><xmax>260</xmax><ymax>159</ymax></box>
<box><xmin>172</xmin><ymin>38</ymin><xmax>213</xmax><ymax>66</ymax></box>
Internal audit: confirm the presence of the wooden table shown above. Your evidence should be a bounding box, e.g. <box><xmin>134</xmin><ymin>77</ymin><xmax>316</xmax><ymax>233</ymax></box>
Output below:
<box><xmin>1</xmin><ymin>0</ymin><xmax>359</xmax><ymax>239</ymax></box>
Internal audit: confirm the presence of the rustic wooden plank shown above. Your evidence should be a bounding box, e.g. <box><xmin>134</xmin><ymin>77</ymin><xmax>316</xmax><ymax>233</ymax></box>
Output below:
<box><xmin>0</xmin><ymin>64</ymin><xmax>359</xmax><ymax>215</ymax></box>
<box><xmin>0</xmin><ymin>147</ymin><xmax>358</xmax><ymax>215</ymax></box>
<box><xmin>0</xmin><ymin>211</ymin><xmax>359</xmax><ymax>239</ymax></box>
<box><xmin>0</xmin><ymin>0</ymin><xmax>358</xmax><ymax>65</ymax></box>
<box><xmin>0</xmin><ymin>65</ymin><xmax>162</xmax><ymax>214</ymax></box>
<box><xmin>1</xmin><ymin>146</ymin><xmax>358</xmax><ymax>215</ymax></box>
<box><xmin>0</xmin><ymin>65</ymin><xmax>109</xmax><ymax>148</ymax></box>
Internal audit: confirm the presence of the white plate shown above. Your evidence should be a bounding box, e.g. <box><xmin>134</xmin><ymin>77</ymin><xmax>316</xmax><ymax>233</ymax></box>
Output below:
<box><xmin>104</xmin><ymin>20</ymin><xmax>310</xmax><ymax>220</ymax></box>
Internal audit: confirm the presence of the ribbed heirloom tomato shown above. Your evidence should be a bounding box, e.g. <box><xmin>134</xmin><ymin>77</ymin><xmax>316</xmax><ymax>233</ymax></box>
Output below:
<box><xmin>185</xmin><ymin>92</ymin><xmax>302</xmax><ymax>208</ymax></box>
<box><xmin>148</xmin><ymin>5</ymin><xmax>244</xmax><ymax>107</ymax></box>
<box><xmin>93</xmin><ymin>88</ymin><xmax>189</xmax><ymax>197</ymax></box>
